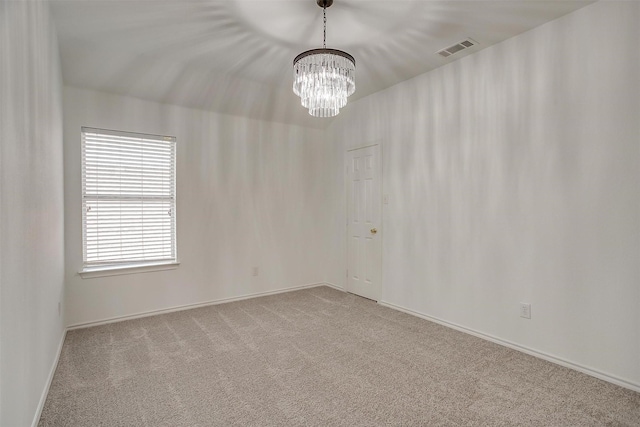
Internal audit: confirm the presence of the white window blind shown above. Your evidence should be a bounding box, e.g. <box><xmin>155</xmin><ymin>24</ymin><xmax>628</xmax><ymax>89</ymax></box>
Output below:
<box><xmin>81</xmin><ymin>127</ymin><xmax>177</xmax><ymax>269</ymax></box>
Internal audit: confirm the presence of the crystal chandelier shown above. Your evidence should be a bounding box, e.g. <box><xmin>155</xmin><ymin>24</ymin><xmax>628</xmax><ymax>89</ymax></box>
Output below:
<box><xmin>293</xmin><ymin>0</ymin><xmax>355</xmax><ymax>118</ymax></box>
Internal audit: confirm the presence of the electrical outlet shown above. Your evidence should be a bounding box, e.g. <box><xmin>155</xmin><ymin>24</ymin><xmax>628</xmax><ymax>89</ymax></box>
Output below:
<box><xmin>383</xmin><ymin>194</ymin><xmax>389</xmax><ymax>205</ymax></box>
<box><xmin>252</xmin><ymin>267</ymin><xmax>259</xmax><ymax>277</ymax></box>
<box><xmin>58</xmin><ymin>302</ymin><xmax>61</xmax><ymax>316</ymax></box>
<box><xmin>520</xmin><ymin>303</ymin><xmax>531</xmax><ymax>319</ymax></box>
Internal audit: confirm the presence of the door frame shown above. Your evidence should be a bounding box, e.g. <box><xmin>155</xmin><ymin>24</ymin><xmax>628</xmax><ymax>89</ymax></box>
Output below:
<box><xmin>345</xmin><ymin>141</ymin><xmax>383</xmax><ymax>301</ymax></box>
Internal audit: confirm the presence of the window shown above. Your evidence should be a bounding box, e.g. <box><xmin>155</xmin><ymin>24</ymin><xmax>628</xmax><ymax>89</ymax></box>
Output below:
<box><xmin>81</xmin><ymin>127</ymin><xmax>177</xmax><ymax>273</ymax></box>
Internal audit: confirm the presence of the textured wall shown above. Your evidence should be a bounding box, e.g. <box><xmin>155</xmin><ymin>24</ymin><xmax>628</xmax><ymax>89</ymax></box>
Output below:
<box><xmin>63</xmin><ymin>87</ymin><xmax>333</xmax><ymax>326</ymax></box>
<box><xmin>329</xmin><ymin>1</ymin><xmax>640</xmax><ymax>387</ymax></box>
<box><xmin>0</xmin><ymin>1</ymin><xmax>66</xmax><ymax>425</ymax></box>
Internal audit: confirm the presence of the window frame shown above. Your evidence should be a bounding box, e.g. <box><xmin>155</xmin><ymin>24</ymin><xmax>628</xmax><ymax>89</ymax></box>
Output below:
<box><xmin>79</xmin><ymin>127</ymin><xmax>179</xmax><ymax>278</ymax></box>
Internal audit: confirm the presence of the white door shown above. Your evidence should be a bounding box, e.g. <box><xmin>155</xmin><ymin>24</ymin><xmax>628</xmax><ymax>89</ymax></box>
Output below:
<box><xmin>347</xmin><ymin>145</ymin><xmax>381</xmax><ymax>301</ymax></box>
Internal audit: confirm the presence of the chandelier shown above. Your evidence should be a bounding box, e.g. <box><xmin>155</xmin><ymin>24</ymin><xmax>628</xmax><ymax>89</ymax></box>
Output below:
<box><xmin>293</xmin><ymin>0</ymin><xmax>355</xmax><ymax>117</ymax></box>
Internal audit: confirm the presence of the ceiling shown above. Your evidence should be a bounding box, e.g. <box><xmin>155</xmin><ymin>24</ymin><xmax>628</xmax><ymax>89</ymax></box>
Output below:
<box><xmin>51</xmin><ymin>0</ymin><xmax>593</xmax><ymax>128</ymax></box>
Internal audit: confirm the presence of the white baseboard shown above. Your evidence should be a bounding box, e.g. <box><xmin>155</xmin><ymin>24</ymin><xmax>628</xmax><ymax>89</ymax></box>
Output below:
<box><xmin>31</xmin><ymin>329</ymin><xmax>67</xmax><ymax>427</ymax></box>
<box><xmin>322</xmin><ymin>282</ymin><xmax>345</xmax><ymax>292</ymax></box>
<box><xmin>67</xmin><ymin>282</ymin><xmax>331</xmax><ymax>330</ymax></box>
<box><xmin>378</xmin><ymin>300</ymin><xmax>640</xmax><ymax>393</ymax></box>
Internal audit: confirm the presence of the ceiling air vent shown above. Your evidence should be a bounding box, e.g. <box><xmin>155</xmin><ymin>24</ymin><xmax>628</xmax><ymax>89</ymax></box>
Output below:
<box><xmin>437</xmin><ymin>38</ymin><xmax>477</xmax><ymax>58</ymax></box>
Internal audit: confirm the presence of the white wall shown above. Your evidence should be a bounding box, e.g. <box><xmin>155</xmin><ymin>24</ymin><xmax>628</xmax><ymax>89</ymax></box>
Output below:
<box><xmin>63</xmin><ymin>87</ymin><xmax>332</xmax><ymax>326</ymax></box>
<box><xmin>0</xmin><ymin>1</ymin><xmax>66</xmax><ymax>425</ymax></box>
<box><xmin>330</xmin><ymin>1</ymin><xmax>639</xmax><ymax>388</ymax></box>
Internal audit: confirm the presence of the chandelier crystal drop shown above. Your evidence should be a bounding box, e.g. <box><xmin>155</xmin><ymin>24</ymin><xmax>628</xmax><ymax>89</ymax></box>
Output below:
<box><xmin>293</xmin><ymin>0</ymin><xmax>355</xmax><ymax>118</ymax></box>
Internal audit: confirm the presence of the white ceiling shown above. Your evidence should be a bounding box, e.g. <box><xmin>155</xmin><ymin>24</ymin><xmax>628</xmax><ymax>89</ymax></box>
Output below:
<box><xmin>51</xmin><ymin>0</ymin><xmax>593</xmax><ymax>128</ymax></box>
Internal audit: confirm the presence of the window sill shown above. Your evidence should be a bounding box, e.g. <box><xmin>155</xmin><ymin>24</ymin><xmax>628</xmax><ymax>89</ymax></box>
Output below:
<box><xmin>79</xmin><ymin>261</ymin><xmax>180</xmax><ymax>279</ymax></box>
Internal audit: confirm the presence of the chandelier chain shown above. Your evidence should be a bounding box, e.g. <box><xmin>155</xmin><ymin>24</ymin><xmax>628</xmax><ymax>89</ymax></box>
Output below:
<box><xmin>323</xmin><ymin>4</ymin><xmax>327</xmax><ymax>48</ymax></box>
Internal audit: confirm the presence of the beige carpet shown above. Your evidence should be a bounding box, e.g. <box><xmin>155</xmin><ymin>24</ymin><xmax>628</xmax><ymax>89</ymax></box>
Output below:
<box><xmin>39</xmin><ymin>286</ymin><xmax>639</xmax><ymax>426</ymax></box>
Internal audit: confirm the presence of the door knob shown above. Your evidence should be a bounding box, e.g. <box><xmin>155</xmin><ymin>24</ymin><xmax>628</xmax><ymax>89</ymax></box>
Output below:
<box><xmin>370</xmin><ymin>228</ymin><xmax>377</xmax><ymax>234</ymax></box>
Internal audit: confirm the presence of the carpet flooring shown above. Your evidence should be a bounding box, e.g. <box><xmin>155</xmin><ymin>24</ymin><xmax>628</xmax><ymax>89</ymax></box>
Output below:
<box><xmin>39</xmin><ymin>286</ymin><xmax>640</xmax><ymax>426</ymax></box>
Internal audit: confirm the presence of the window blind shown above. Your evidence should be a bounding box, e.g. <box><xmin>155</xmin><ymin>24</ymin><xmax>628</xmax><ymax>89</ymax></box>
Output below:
<box><xmin>81</xmin><ymin>127</ymin><xmax>177</xmax><ymax>269</ymax></box>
